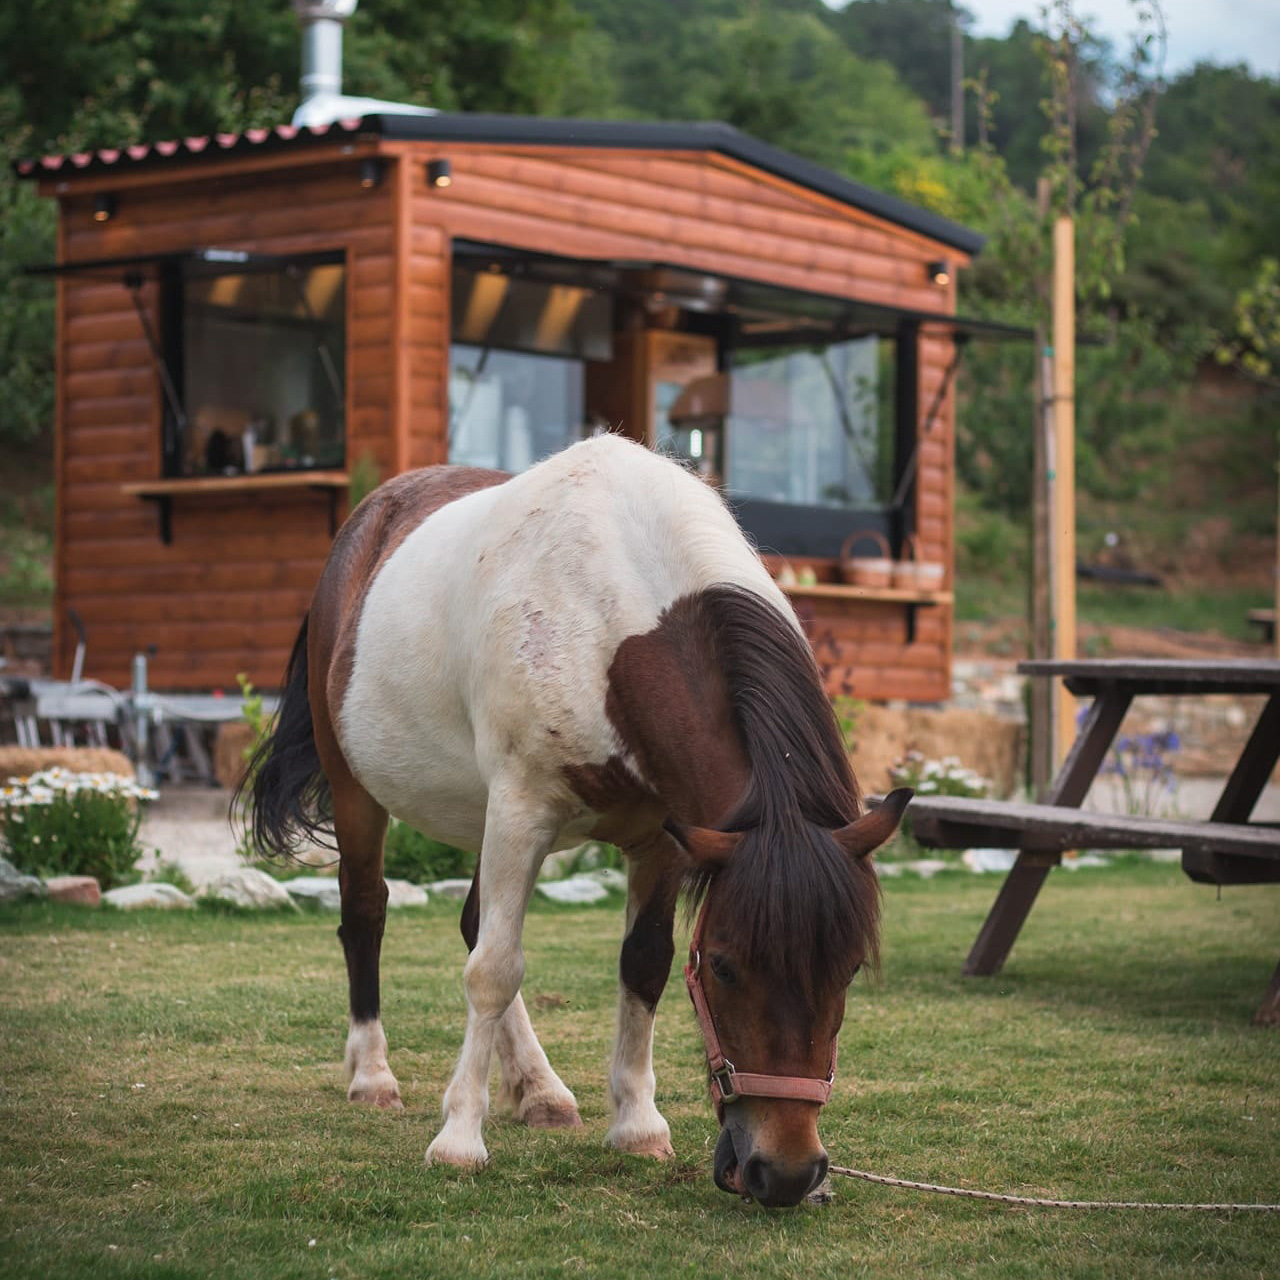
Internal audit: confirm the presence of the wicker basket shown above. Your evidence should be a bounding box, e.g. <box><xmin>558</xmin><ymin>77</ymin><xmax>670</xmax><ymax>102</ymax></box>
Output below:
<box><xmin>893</xmin><ymin>535</ymin><xmax>945</xmax><ymax>592</ymax></box>
<box><xmin>838</xmin><ymin>530</ymin><xmax>893</xmax><ymax>587</ymax></box>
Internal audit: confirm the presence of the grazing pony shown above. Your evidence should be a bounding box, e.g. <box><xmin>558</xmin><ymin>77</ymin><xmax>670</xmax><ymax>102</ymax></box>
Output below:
<box><xmin>246</xmin><ymin>435</ymin><xmax>908</xmax><ymax>1208</ymax></box>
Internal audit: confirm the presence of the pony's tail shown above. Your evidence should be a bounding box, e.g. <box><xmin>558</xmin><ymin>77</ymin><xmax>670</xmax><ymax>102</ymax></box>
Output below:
<box><xmin>233</xmin><ymin>614</ymin><xmax>334</xmax><ymax>859</ymax></box>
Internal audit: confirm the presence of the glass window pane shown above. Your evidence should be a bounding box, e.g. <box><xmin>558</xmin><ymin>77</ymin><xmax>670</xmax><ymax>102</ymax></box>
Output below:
<box><xmin>449</xmin><ymin>345</ymin><xmax>583</xmax><ymax>471</ymax></box>
<box><xmin>181</xmin><ymin>261</ymin><xmax>345</xmax><ymax>476</ymax></box>
<box><xmin>725</xmin><ymin>337</ymin><xmax>895</xmax><ymax>509</ymax></box>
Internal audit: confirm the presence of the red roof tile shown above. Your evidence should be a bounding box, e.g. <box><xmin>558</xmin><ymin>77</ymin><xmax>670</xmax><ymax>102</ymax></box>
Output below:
<box><xmin>15</xmin><ymin>119</ymin><xmax>365</xmax><ymax>178</ymax></box>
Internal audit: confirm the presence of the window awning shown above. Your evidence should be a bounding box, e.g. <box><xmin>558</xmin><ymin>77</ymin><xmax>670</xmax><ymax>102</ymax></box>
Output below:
<box><xmin>23</xmin><ymin>247</ymin><xmax>343</xmax><ymax>281</ymax></box>
<box><xmin>452</xmin><ymin>240</ymin><xmax>1035</xmax><ymax>346</ymax></box>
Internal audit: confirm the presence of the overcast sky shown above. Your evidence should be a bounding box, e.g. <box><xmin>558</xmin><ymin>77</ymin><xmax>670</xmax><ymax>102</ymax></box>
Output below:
<box><xmin>960</xmin><ymin>0</ymin><xmax>1279</xmax><ymax>78</ymax></box>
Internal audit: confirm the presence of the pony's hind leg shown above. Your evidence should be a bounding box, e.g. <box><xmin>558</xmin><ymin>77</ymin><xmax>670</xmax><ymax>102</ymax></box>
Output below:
<box><xmin>332</xmin><ymin>776</ymin><xmax>401</xmax><ymax>1108</ymax></box>
<box><xmin>426</xmin><ymin>790</ymin><xmax>558</xmax><ymax>1170</ymax></box>
<box><xmin>607</xmin><ymin>843</ymin><xmax>679</xmax><ymax>1158</ymax></box>
<box><xmin>461</xmin><ymin>873</ymin><xmax>581</xmax><ymax>1129</ymax></box>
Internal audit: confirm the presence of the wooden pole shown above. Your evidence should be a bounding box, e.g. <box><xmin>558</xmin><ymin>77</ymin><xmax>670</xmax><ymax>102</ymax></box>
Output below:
<box><xmin>1052</xmin><ymin>214</ymin><xmax>1077</xmax><ymax>769</ymax></box>
<box><xmin>1029</xmin><ymin>178</ymin><xmax>1054</xmax><ymax>797</ymax></box>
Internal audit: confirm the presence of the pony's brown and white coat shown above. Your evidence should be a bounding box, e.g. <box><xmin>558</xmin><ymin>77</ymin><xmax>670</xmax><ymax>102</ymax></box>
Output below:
<box><xmin>246</xmin><ymin>434</ymin><xmax>903</xmax><ymax>1205</ymax></box>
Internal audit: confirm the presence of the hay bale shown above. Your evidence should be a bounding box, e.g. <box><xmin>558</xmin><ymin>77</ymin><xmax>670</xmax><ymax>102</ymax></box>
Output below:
<box><xmin>0</xmin><ymin>745</ymin><xmax>135</xmax><ymax>781</ymax></box>
<box><xmin>214</xmin><ymin>722</ymin><xmax>255</xmax><ymax>790</ymax></box>
<box><xmin>849</xmin><ymin>705</ymin><xmax>1024</xmax><ymax>798</ymax></box>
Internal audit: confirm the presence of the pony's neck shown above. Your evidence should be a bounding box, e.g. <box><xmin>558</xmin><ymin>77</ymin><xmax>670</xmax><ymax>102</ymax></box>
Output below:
<box><xmin>604</xmin><ymin>593</ymin><xmax>751</xmax><ymax>829</ymax></box>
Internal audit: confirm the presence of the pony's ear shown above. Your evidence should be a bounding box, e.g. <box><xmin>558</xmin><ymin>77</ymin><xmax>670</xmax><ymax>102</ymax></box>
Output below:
<box><xmin>664</xmin><ymin>817</ymin><xmax>742</xmax><ymax>868</ymax></box>
<box><xmin>832</xmin><ymin>788</ymin><xmax>913</xmax><ymax>859</ymax></box>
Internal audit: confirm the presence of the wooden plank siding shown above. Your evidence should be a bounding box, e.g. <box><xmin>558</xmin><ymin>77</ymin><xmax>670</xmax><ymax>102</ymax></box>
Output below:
<box><xmin>53</xmin><ymin>159</ymin><xmax>395</xmax><ymax>688</ymax></box>
<box><xmin>49</xmin><ymin>138</ymin><xmax>962</xmax><ymax>702</ymax></box>
<box><xmin>396</xmin><ymin>142</ymin><xmax>959</xmax><ymax>702</ymax></box>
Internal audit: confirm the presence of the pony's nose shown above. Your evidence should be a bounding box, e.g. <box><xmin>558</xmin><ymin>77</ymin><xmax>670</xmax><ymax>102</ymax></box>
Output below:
<box><xmin>742</xmin><ymin>1150</ymin><xmax>829</xmax><ymax>1207</ymax></box>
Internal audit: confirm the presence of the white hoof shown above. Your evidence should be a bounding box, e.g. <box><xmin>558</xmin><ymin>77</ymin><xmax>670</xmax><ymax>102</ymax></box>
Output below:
<box><xmin>347</xmin><ymin>1069</ymin><xmax>403</xmax><ymax>1109</ymax></box>
<box><xmin>344</xmin><ymin>1021</ymin><xmax>400</xmax><ymax>1106</ymax></box>
<box><xmin>425</xmin><ymin>1126</ymin><xmax>489</xmax><ymax>1171</ymax></box>
<box><xmin>501</xmin><ymin>1077</ymin><xmax>582</xmax><ymax>1129</ymax></box>
<box><xmin>607</xmin><ymin>1113</ymin><xmax>674</xmax><ymax>1159</ymax></box>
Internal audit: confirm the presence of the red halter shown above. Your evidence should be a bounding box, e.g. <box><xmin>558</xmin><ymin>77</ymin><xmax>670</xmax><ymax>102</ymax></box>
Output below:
<box><xmin>684</xmin><ymin>897</ymin><xmax>838</xmax><ymax>1121</ymax></box>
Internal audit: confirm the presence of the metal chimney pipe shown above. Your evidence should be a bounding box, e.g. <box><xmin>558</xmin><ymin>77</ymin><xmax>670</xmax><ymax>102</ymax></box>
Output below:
<box><xmin>293</xmin><ymin>0</ymin><xmax>359</xmax><ymax>115</ymax></box>
<box><xmin>289</xmin><ymin>0</ymin><xmax>435</xmax><ymax>128</ymax></box>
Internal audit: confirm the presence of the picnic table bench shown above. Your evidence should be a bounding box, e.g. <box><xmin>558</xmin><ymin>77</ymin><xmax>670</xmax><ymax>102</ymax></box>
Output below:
<box><xmin>908</xmin><ymin>657</ymin><xmax>1280</xmax><ymax>1025</ymax></box>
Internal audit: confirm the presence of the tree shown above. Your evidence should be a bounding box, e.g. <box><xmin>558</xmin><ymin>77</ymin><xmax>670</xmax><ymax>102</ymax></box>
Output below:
<box><xmin>707</xmin><ymin>9</ymin><xmax>937</xmax><ymax>168</ymax></box>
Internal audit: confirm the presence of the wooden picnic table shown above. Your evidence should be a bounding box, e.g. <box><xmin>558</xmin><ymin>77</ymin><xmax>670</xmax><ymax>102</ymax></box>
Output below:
<box><xmin>908</xmin><ymin>658</ymin><xmax>1280</xmax><ymax>1025</ymax></box>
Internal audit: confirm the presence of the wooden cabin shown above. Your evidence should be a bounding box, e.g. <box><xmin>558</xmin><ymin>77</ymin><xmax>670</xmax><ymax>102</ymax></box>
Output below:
<box><xmin>18</xmin><ymin>113</ymin><xmax>1007</xmax><ymax>703</ymax></box>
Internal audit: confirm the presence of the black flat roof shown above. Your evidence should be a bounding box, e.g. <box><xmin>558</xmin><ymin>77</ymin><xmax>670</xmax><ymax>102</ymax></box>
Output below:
<box><xmin>16</xmin><ymin>111</ymin><xmax>985</xmax><ymax>257</ymax></box>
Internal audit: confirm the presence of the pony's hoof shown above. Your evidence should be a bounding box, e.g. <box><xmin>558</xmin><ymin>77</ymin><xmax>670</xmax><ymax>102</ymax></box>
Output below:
<box><xmin>608</xmin><ymin>1128</ymin><xmax>674</xmax><ymax>1159</ymax></box>
<box><xmin>347</xmin><ymin>1072</ymin><xmax>403</xmax><ymax>1109</ymax></box>
<box><xmin>521</xmin><ymin>1100</ymin><xmax>583</xmax><ymax>1129</ymax></box>
<box><xmin>425</xmin><ymin>1133</ymin><xmax>489</xmax><ymax>1171</ymax></box>
<box><xmin>350</xmin><ymin>1088</ymin><xmax>404</xmax><ymax>1109</ymax></box>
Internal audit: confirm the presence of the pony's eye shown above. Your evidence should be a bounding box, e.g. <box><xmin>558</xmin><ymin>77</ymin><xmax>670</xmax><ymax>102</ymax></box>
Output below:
<box><xmin>849</xmin><ymin>962</ymin><xmax>863</xmax><ymax>980</ymax></box>
<box><xmin>709</xmin><ymin>954</ymin><xmax>737</xmax><ymax>986</ymax></box>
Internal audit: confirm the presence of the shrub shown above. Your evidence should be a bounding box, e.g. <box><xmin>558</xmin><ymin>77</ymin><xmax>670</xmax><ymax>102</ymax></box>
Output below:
<box><xmin>232</xmin><ymin>673</ymin><xmax>276</xmax><ymax>861</ymax></box>
<box><xmin>383</xmin><ymin>820</ymin><xmax>475</xmax><ymax>883</ymax></box>
<box><xmin>889</xmin><ymin>751</ymin><xmax>990</xmax><ymax>799</ymax></box>
<box><xmin>883</xmin><ymin>752</ymin><xmax>990</xmax><ymax>860</ymax></box>
<box><xmin>1098</xmin><ymin>729</ymin><xmax>1180</xmax><ymax>818</ymax></box>
<box><xmin>0</xmin><ymin>767</ymin><xmax>158</xmax><ymax>888</ymax></box>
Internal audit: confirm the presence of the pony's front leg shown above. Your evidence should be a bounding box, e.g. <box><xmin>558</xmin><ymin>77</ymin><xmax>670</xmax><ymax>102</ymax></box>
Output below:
<box><xmin>461</xmin><ymin>869</ymin><xmax>581</xmax><ymax>1128</ymax></box>
<box><xmin>607</xmin><ymin>849</ymin><xmax>679</xmax><ymax>1158</ymax></box>
<box><xmin>426</xmin><ymin>799</ymin><xmax>554</xmax><ymax>1170</ymax></box>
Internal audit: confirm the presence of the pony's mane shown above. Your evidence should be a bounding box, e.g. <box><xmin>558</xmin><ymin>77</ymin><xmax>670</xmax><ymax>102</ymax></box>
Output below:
<box><xmin>685</xmin><ymin>585</ymin><xmax>881</xmax><ymax>1009</ymax></box>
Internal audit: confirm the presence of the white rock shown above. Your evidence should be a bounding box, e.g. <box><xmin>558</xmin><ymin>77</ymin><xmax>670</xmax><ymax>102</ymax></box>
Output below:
<box><xmin>961</xmin><ymin>848</ymin><xmax>1018</xmax><ymax>874</ymax></box>
<box><xmin>904</xmin><ymin>859</ymin><xmax>950</xmax><ymax>879</ymax></box>
<box><xmin>584</xmin><ymin>867</ymin><xmax>628</xmax><ymax>892</ymax></box>
<box><xmin>385</xmin><ymin>878</ymin><xmax>428</xmax><ymax>908</ymax></box>
<box><xmin>536</xmin><ymin>876</ymin><xmax>609</xmax><ymax>904</ymax></box>
<box><xmin>427</xmin><ymin>878</ymin><xmax>473</xmax><ymax>899</ymax></box>
<box><xmin>103</xmin><ymin>883</ymin><xmax>194</xmax><ymax>910</ymax></box>
<box><xmin>201</xmin><ymin>867</ymin><xmax>298</xmax><ymax>911</ymax></box>
<box><xmin>0</xmin><ymin>856</ymin><xmax>46</xmax><ymax>903</ymax></box>
<box><xmin>283</xmin><ymin>877</ymin><xmax>343</xmax><ymax>910</ymax></box>
<box><xmin>1064</xmin><ymin>853</ymin><xmax>1111</xmax><ymax>870</ymax></box>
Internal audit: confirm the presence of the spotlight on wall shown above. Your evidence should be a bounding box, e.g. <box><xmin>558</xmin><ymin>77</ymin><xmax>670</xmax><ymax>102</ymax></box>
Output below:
<box><xmin>358</xmin><ymin>158</ymin><xmax>384</xmax><ymax>189</ymax></box>
<box><xmin>927</xmin><ymin>259</ymin><xmax>951</xmax><ymax>287</ymax></box>
<box><xmin>92</xmin><ymin>192</ymin><xmax>117</xmax><ymax>223</ymax></box>
<box><xmin>426</xmin><ymin>158</ymin><xmax>452</xmax><ymax>189</ymax></box>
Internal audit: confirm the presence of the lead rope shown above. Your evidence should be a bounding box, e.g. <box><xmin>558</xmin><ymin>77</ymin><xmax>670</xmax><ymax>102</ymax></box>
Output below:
<box><xmin>828</xmin><ymin>1166</ymin><xmax>1280</xmax><ymax>1212</ymax></box>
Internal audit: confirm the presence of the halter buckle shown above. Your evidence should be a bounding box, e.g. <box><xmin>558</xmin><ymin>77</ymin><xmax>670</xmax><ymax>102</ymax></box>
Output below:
<box><xmin>711</xmin><ymin>1061</ymin><xmax>738</xmax><ymax>1105</ymax></box>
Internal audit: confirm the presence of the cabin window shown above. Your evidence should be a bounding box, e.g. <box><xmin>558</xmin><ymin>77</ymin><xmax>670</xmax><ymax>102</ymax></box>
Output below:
<box><xmin>447</xmin><ymin>261</ymin><xmax>612</xmax><ymax>471</ymax></box>
<box><xmin>165</xmin><ymin>252</ymin><xmax>346</xmax><ymax>477</ymax></box>
<box><xmin>725</xmin><ymin>336</ymin><xmax>897</xmax><ymax>509</ymax></box>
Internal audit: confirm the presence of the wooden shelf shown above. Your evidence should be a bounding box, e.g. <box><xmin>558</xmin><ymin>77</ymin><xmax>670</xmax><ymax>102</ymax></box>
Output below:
<box><xmin>122</xmin><ymin>471</ymin><xmax>349</xmax><ymax>543</ymax></box>
<box><xmin>121</xmin><ymin>470</ymin><xmax>348</xmax><ymax>498</ymax></box>
<box><xmin>779</xmin><ymin>582</ymin><xmax>953</xmax><ymax>606</ymax></box>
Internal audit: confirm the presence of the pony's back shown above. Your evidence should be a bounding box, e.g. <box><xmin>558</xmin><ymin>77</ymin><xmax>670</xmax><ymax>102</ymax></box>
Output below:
<box><xmin>335</xmin><ymin>436</ymin><xmax>791</xmax><ymax>844</ymax></box>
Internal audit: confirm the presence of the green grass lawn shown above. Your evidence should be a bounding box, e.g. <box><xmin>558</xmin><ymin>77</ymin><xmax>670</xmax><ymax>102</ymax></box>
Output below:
<box><xmin>2</xmin><ymin>863</ymin><xmax>1277</xmax><ymax>1279</ymax></box>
